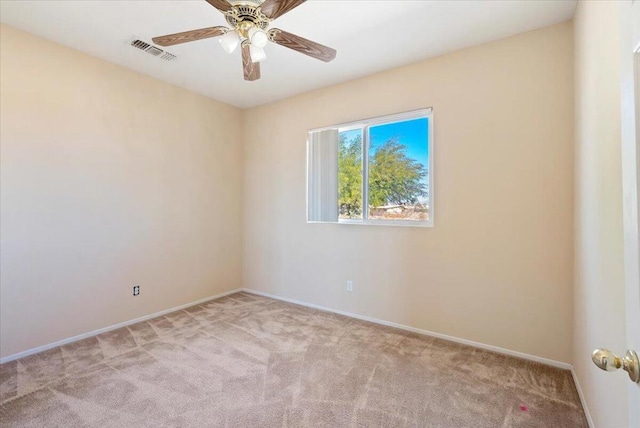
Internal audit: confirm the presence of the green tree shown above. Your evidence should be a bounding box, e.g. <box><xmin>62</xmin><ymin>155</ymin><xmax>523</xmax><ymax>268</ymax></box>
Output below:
<box><xmin>369</xmin><ymin>138</ymin><xmax>427</xmax><ymax>207</ymax></box>
<box><xmin>338</xmin><ymin>134</ymin><xmax>362</xmax><ymax>217</ymax></box>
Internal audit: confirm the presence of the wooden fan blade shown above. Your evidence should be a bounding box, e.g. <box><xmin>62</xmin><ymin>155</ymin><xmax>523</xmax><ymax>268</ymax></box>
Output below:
<box><xmin>259</xmin><ymin>0</ymin><xmax>306</xmax><ymax>19</ymax></box>
<box><xmin>269</xmin><ymin>29</ymin><xmax>336</xmax><ymax>62</ymax></box>
<box><xmin>153</xmin><ymin>26</ymin><xmax>227</xmax><ymax>46</ymax></box>
<box><xmin>204</xmin><ymin>0</ymin><xmax>232</xmax><ymax>13</ymax></box>
<box><xmin>242</xmin><ymin>43</ymin><xmax>261</xmax><ymax>81</ymax></box>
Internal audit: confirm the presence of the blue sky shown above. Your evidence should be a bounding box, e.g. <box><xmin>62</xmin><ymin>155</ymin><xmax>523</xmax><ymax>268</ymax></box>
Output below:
<box><xmin>340</xmin><ymin>128</ymin><xmax>362</xmax><ymax>145</ymax></box>
<box><xmin>369</xmin><ymin>118</ymin><xmax>429</xmax><ymax>167</ymax></box>
<box><xmin>339</xmin><ymin>118</ymin><xmax>429</xmax><ymax>167</ymax></box>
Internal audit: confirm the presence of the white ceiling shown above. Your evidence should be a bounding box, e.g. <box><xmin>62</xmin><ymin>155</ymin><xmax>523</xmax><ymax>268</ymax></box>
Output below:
<box><xmin>0</xmin><ymin>0</ymin><xmax>576</xmax><ymax>108</ymax></box>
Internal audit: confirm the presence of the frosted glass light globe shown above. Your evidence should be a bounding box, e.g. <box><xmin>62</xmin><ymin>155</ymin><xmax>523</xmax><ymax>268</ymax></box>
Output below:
<box><xmin>249</xmin><ymin>44</ymin><xmax>267</xmax><ymax>63</ymax></box>
<box><xmin>248</xmin><ymin>27</ymin><xmax>269</xmax><ymax>48</ymax></box>
<box><xmin>218</xmin><ymin>30</ymin><xmax>240</xmax><ymax>54</ymax></box>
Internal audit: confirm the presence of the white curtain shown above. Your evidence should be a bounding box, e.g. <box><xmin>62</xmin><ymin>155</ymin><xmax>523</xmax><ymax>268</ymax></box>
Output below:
<box><xmin>307</xmin><ymin>129</ymin><xmax>339</xmax><ymax>222</ymax></box>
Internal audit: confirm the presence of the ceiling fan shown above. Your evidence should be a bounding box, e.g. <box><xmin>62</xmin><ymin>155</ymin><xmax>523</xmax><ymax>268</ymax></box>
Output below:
<box><xmin>152</xmin><ymin>0</ymin><xmax>336</xmax><ymax>81</ymax></box>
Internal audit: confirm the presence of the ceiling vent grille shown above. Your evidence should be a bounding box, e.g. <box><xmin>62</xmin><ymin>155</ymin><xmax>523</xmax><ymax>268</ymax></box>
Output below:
<box><xmin>160</xmin><ymin>52</ymin><xmax>177</xmax><ymax>61</ymax></box>
<box><xmin>130</xmin><ymin>39</ymin><xmax>177</xmax><ymax>61</ymax></box>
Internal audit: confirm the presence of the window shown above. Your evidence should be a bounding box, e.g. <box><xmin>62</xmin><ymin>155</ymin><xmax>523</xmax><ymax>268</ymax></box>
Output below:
<box><xmin>307</xmin><ymin>108</ymin><xmax>433</xmax><ymax>227</ymax></box>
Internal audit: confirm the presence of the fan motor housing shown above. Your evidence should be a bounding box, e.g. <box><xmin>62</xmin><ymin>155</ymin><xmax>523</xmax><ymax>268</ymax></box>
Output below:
<box><xmin>225</xmin><ymin>3</ymin><xmax>270</xmax><ymax>31</ymax></box>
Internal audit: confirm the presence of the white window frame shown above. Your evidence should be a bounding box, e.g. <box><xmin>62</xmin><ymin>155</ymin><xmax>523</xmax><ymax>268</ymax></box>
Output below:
<box><xmin>307</xmin><ymin>107</ymin><xmax>434</xmax><ymax>228</ymax></box>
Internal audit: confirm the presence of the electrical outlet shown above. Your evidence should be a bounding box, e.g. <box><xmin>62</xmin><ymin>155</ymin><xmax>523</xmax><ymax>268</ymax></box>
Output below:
<box><xmin>346</xmin><ymin>280</ymin><xmax>353</xmax><ymax>292</ymax></box>
<box><xmin>133</xmin><ymin>286</ymin><xmax>140</xmax><ymax>296</ymax></box>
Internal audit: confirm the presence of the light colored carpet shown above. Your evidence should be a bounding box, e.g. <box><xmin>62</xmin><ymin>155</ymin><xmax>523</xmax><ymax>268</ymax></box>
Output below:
<box><xmin>0</xmin><ymin>292</ymin><xmax>587</xmax><ymax>427</ymax></box>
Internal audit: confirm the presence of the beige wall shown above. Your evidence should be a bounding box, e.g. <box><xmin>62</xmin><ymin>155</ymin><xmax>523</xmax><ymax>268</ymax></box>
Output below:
<box><xmin>573</xmin><ymin>2</ymin><xmax>628</xmax><ymax>427</ymax></box>
<box><xmin>243</xmin><ymin>23</ymin><xmax>575</xmax><ymax>363</ymax></box>
<box><xmin>1</xmin><ymin>21</ymin><xmax>577</xmax><ymax>366</ymax></box>
<box><xmin>0</xmin><ymin>24</ymin><xmax>244</xmax><ymax>359</ymax></box>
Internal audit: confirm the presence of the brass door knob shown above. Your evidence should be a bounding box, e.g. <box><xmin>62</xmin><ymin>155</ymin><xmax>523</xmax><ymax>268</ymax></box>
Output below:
<box><xmin>592</xmin><ymin>349</ymin><xmax>640</xmax><ymax>383</ymax></box>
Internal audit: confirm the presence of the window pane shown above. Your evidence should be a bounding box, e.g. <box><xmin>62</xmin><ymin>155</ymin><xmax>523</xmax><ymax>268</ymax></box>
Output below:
<box><xmin>338</xmin><ymin>128</ymin><xmax>363</xmax><ymax>219</ymax></box>
<box><xmin>368</xmin><ymin>118</ymin><xmax>429</xmax><ymax>221</ymax></box>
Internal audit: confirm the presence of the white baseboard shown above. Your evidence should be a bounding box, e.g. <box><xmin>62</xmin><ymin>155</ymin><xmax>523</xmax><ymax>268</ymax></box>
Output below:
<box><xmin>571</xmin><ymin>368</ymin><xmax>595</xmax><ymax>428</ymax></box>
<box><xmin>0</xmin><ymin>288</ymin><xmax>243</xmax><ymax>364</ymax></box>
<box><xmin>242</xmin><ymin>288</ymin><xmax>573</xmax><ymax>370</ymax></box>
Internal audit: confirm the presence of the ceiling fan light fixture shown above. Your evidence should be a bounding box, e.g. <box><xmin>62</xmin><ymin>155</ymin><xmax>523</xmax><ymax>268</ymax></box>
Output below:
<box><xmin>152</xmin><ymin>0</ymin><xmax>337</xmax><ymax>81</ymax></box>
<box><xmin>249</xmin><ymin>44</ymin><xmax>267</xmax><ymax>63</ymax></box>
<box><xmin>248</xmin><ymin>27</ymin><xmax>269</xmax><ymax>48</ymax></box>
<box><xmin>219</xmin><ymin>29</ymin><xmax>240</xmax><ymax>54</ymax></box>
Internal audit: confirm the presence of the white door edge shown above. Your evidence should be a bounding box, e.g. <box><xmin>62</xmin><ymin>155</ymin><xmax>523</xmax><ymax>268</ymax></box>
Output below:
<box><xmin>620</xmin><ymin>1</ymin><xmax>640</xmax><ymax>427</ymax></box>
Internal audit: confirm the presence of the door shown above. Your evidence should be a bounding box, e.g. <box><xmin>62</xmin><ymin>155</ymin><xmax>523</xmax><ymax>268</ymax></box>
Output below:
<box><xmin>621</xmin><ymin>0</ymin><xmax>639</xmax><ymax>425</ymax></box>
<box><xmin>591</xmin><ymin>2</ymin><xmax>640</xmax><ymax>427</ymax></box>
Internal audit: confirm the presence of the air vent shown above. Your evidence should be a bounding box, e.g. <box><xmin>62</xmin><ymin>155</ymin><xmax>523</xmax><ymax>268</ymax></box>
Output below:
<box><xmin>130</xmin><ymin>39</ymin><xmax>177</xmax><ymax>61</ymax></box>
<box><xmin>131</xmin><ymin>39</ymin><xmax>152</xmax><ymax>51</ymax></box>
<box><xmin>160</xmin><ymin>52</ymin><xmax>177</xmax><ymax>61</ymax></box>
<box><xmin>146</xmin><ymin>46</ymin><xmax>163</xmax><ymax>56</ymax></box>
